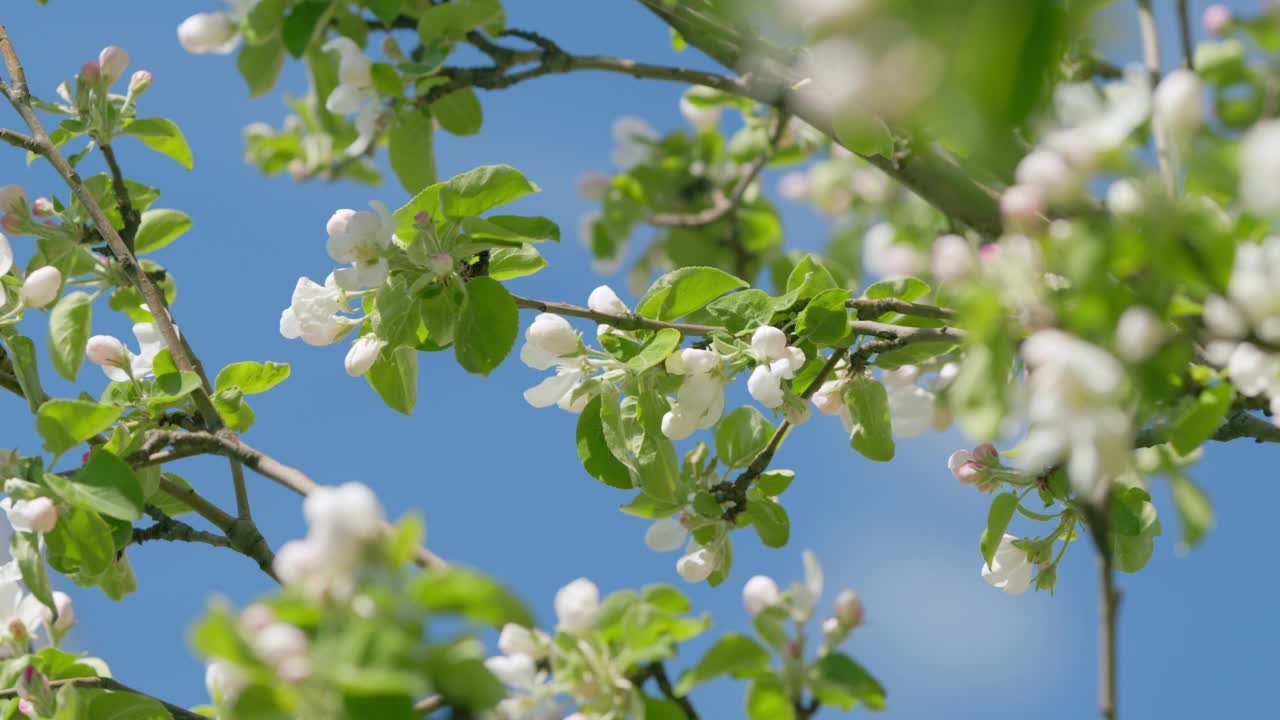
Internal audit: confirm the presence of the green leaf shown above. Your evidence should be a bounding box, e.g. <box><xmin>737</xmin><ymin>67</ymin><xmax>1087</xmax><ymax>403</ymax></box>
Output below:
<box><xmin>375</xmin><ymin>281</ymin><xmax>424</xmax><ymax>348</ymax></box>
<box><xmin>1169</xmin><ymin>384</ymin><xmax>1233</xmax><ymax>455</ymax></box>
<box><xmin>394</xmin><ymin>165</ymin><xmax>539</xmax><ymax>235</ymax></box>
<box><xmin>484</xmin><ymin>215</ymin><xmax>560</xmax><ymax>242</ymax></box>
<box><xmin>47</xmin><ymin>292</ymin><xmax>93</xmax><ymax>382</ymax></box>
<box><xmin>432</xmin><ymin>88</ymin><xmax>483</xmax><ymax>136</ymax></box>
<box><xmin>1170</xmin><ymin>474</ymin><xmax>1214</xmax><ymax>550</ymax></box>
<box><xmin>745</xmin><ymin>496</ymin><xmax>789</xmax><ymax>548</ymax></box>
<box><xmin>488</xmin><ymin>245</ymin><xmax>546</xmax><ymax>280</ymax></box>
<box><xmin>675</xmin><ymin>634</ymin><xmax>770</xmax><ymax>696</ymax></box>
<box><xmin>3</xmin><ymin>334</ymin><xmax>45</xmax><ymax>412</ymax></box>
<box><xmin>56</xmin><ymin>449</ymin><xmax>144</xmax><ymax>521</ymax></box>
<box><xmin>746</xmin><ymin>678</ymin><xmax>795</xmax><ymax>720</ymax></box>
<box><xmin>635</xmin><ymin>390</ymin><xmax>680</xmax><ymax>505</ymax></box>
<box><xmin>242</xmin><ymin>0</ymin><xmax>286</xmax><ymax>42</ymax></box>
<box><xmin>706</xmin><ymin>289</ymin><xmax>773</xmax><ymax>333</ymax></box>
<box><xmin>715</xmin><ymin>406</ymin><xmax>773</xmax><ymax>470</ymax></box>
<box><xmin>133</xmin><ymin>208</ymin><xmax>192</xmax><ymax>255</ymax></box>
<box><xmin>1111</xmin><ymin>489</ymin><xmax>1162</xmax><ymax>573</ymax></box>
<box><xmin>367</xmin><ymin>345</ymin><xmax>418</xmax><ymax>414</ymax></box>
<box><xmin>366</xmin><ymin>0</ymin><xmax>403</xmax><ymax>25</ymax></box>
<box><xmin>810</xmin><ymin>653</ymin><xmax>887</xmax><ymax>711</ymax></box>
<box><xmin>864</xmin><ymin>276</ymin><xmax>930</xmax><ymax>302</ymax></box>
<box><xmin>122</xmin><ymin>118</ymin><xmax>193</xmax><ymax>170</ymax></box>
<box><xmin>85</xmin><ymin>690</ymin><xmax>170</xmax><ymax>720</ymax></box>
<box><xmin>388</xmin><ymin>106</ymin><xmax>437</xmax><ymax>196</ymax></box>
<box><xmin>625</xmin><ymin>328</ymin><xmax>682</xmax><ymax>372</ymax></box>
<box><xmin>980</xmin><ymin>492</ymin><xmax>1018</xmax><ymax>569</ymax></box>
<box><xmin>237</xmin><ymin>38</ymin><xmax>286</xmax><ymax>97</ymax></box>
<box><xmin>36</xmin><ymin>400</ymin><xmax>122</xmax><ymax>455</ymax></box>
<box><xmin>844</xmin><ymin>376</ymin><xmax>894</xmax><ymax>462</ymax></box>
<box><xmin>410</xmin><ymin>567</ymin><xmax>535</xmax><ymax>628</ymax></box>
<box><xmin>417</xmin><ymin>0</ymin><xmax>503</xmax><ymax>41</ymax></box>
<box><xmin>423</xmin><ymin>652</ymin><xmax>504</xmax><ymax>712</ymax></box>
<box><xmin>785</xmin><ymin>255</ymin><xmax>836</xmax><ymax>302</ymax></box>
<box><xmin>282</xmin><ymin>1</ymin><xmax>329</xmax><ymax>57</ymax></box>
<box><xmin>44</xmin><ymin>506</ymin><xmax>114</xmax><ymax>577</ymax></box>
<box><xmin>636</xmin><ymin>266</ymin><xmax>748</xmax><ymax>321</ymax></box>
<box><xmin>757</xmin><ymin>470</ymin><xmax>794</xmax><ymax>496</ymax></box>
<box><xmin>12</xmin><ymin>532</ymin><xmax>55</xmax><ymax>621</ymax></box>
<box><xmin>215</xmin><ymin>361</ymin><xmax>290</xmax><ymax>395</ymax></box>
<box><xmin>795</xmin><ymin>288</ymin><xmax>851</xmax><ymax>345</ymax></box>
<box><xmin>455</xmin><ymin>277</ymin><xmax>517</xmax><ymax>376</ymax></box>
<box><xmin>577</xmin><ymin>396</ymin><xmax>634</xmax><ymax>490</ymax></box>
<box><xmin>148</xmin><ymin>472</ymin><xmax>194</xmax><ymax>517</ymax></box>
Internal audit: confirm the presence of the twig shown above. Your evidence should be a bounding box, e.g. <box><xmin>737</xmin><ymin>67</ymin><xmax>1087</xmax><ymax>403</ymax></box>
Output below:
<box><xmin>1136</xmin><ymin>409</ymin><xmax>1280</xmax><ymax>447</ymax></box>
<box><xmin>0</xmin><ymin>676</ymin><xmax>205</xmax><ymax>720</ymax></box>
<box><xmin>1082</xmin><ymin>498</ymin><xmax>1120</xmax><ymax>720</ymax></box>
<box><xmin>511</xmin><ymin>294</ymin><xmax>723</xmax><ymax>336</ymax></box>
<box><xmin>132</xmin><ymin>505</ymin><xmax>232</xmax><ymax>549</ymax></box>
<box><xmin>642</xmin><ymin>662</ymin><xmax>700</xmax><ymax>720</ymax></box>
<box><xmin>1176</xmin><ymin>0</ymin><xmax>1194</xmax><ymax>70</ymax></box>
<box><xmin>0</xmin><ymin>126</ymin><xmax>39</xmax><ymax>152</ymax></box>
<box><xmin>649</xmin><ymin>114</ymin><xmax>790</xmax><ymax>228</ymax></box>
<box><xmin>848</xmin><ymin>297</ymin><xmax>957</xmax><ymax>321</ymax></box>
<box><xmin>99</xmin><ymin>143</ymin><xmax>138</xmax><ymax>252</ymax></box>
<box><xmin>156</xmin><ymin>475</ymin><xmax>277</xmax><ymax>580</ymax></box>
<box><xmin>1135</xmin><ymin>0</ymin><xmax>1174</xmax><ymax>194</ymax></box>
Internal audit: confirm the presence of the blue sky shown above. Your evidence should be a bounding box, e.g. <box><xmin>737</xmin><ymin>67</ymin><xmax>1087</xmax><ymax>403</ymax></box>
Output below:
<box><xmin>1</xmin><ymin>1</ymin><xmax>1276</xmax><ymax>718</ymax></box>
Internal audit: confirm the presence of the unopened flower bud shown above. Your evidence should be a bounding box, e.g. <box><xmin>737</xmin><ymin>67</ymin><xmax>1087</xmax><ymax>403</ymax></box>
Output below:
<box><xmin>30</xmin><ymin>198</ymin><xmax>53</xmax><ymax>218</ymax></box>
<box><xmin>931</xmin><ymin>233</ymin><xmax>976</xmax><ymax>282</ymax></box>
<box><xmin>778</xmin><ymin>171</ymin><xmax>810</xmax><ymax>202</ymax></box>
<box><xmin>98</xmin><ymin>46</ymin><xmax>129</xmax><ymax>83</ymax></box>
<box><xmin>253</xmin><ymin>622</ymin><xmax>309</xmax><ymax>671</ymax></box>
<box><xmin>79</xmin><ymin>61</ymin><xmax>100</xmax><ymax>83</ymax></box>
<box><xmin>0</xmin><ymin>185</ymin><xmax>26</xmax><ymax>214</ymax></box>
<box><xmin>86</xmin><ymin>335</ymin><xmax>127</xmax><ymax>368</ymax></box>
<box><xmin>588</xmin><ymin>285</ymin><xmax>628</xmax><ymax>316</ymax></box>
<box><xmin>645</xmin><ymin>516</ymin><xmax>688</xmax><ymax>552</ymax></box>
<box><xmin>1015</xmin><ymin>149</ymin><xmax>1076</xmax><ymax>203</ymax></box>
<box><xmin>498</xmin><ymin>623</ymin><xmax>546</xmax><ymax>659</ymax></box>
<box><xmin>1000</xmin><ymin>184</ymin><xmax>1045</xmax><ymax>228</ymax></box>
<box><xmin>554</xmin><ymin>577</ymin><xmax>600</xmax><ymax>633</ymax></box>
<box><xmin>751</xmin><ymin>325</ymin><xmax>788</xmax><ymax>360</ymax></box>
<box><xmin>21</xmin><ymin>266</ymin><xmax>61</xmax><ymax>308</ymax></box>
<box><xmin>1115</xmin><ymin>305</ymin><xmax>1166</xmax><ymax>362</ymax></box>
<box><xmin>128</xmin><ymin>70</ymin><xmax>152</xmax><ymax>97</ymax></box>
<box><xmin>1106</xmin><ymin>178</ymin><xmax>1144</xmax><ymax>216</ymax></box>
<box><xmin>1153</xmin><ymin>69</ymin><xmax>1204</xmax><ymax>137</ymax></box>
<box><xmin>344</xmin><ymin>335</ymin><xmax>385</xmax><ymax>377</ymax></box>
<box><xmin>526</xmin><ymin>313</ymin><xmax>580</xmax><ymax>357</ymax></box>
<box><xmin>51</xmin><ymin>592</ymin><xmax>73</xmax><ymax>632</ymax></box>
<box><xmin>676</xmin><ymin>542</ymin><xmax>717</xmax><ymax>583</ymax></box>
<box><xmin>679</xmin><ymin>96</ymin><xmax>721</xmax><ymax>133</ymax></box>
<box><xmin>972</xmin><ymin>443</ymin><xmax>999</xmax><ymax>464</ymax></box>
<box><xmin>24</xmin><ymin>497</ymin><xmax>58</xmax><ymax>534</ymax></box>
<box><xmin>177</xmin><ymin>13</ymin><xmax>240</xmax><ymax>55</ymax></box>
<box><xmin>1</xmin><ymin>213</ymin><xmax>22</xmax><ymax>235</ymax></box>
<box><xmin>240</xmin><ymin>604</ymin><xmax>275</xmax><ymax>632</ymax></box>
<box><xmin>834</xmin><ymin>589</ymin><xmax>863</xmax><ymax>626</ymax></box>
<box><xmin>206</xmin><ymin>661</ymin><xmax>247</xmax><ymax>705</ymax></box>
<box><xmin>1203</xmin><ymin>4</ymin><xmax>1231</xmax><ymax>35</ymax></box>
<box><xmin>428</xmin><ymin>253</ymin><xmax>453</xmax><ymax>276</ymax></box>
<box><xmin>742</xmin><ymin>575</ymin><xmax>780</xmax><ymax>616</ymax></box>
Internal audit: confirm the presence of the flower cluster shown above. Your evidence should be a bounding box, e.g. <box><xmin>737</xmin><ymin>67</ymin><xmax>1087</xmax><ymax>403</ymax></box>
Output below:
<box><xmin>273</xmin><ymin>482</ymin><xmax>387</xmax><ymax>601</ymax></box>
<box><xmin>1203</xmin><ymin>236</ymin><xmax>1280</xmax><ymax>421</ymax></box>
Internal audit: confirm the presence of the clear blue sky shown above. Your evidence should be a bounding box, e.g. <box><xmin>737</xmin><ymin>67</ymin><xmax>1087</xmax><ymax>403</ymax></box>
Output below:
<box><xmin>1</xmin><ymin>2</ymin><xmax>1276</xmax><ymax>717</ymax></box>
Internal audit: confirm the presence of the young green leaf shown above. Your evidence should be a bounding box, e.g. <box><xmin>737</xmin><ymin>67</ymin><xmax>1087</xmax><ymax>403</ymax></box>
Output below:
<box><xmin>746</xmin><ymin>678</ymin><xmax>796</xmax><ymax>720</ymax></box>
<box><xmin>1169</xmin><ymin>384</ymin><xmax>1233</xmax><ymax>455</ymax></box>
<box><xmin>844</xmin><ymin>375</ymin><xmax>895</xmax><ymax>461</ymax></box>
<box><xmin>674</xmin><ymin>634</ymin><xmax>770</xmax><ymax>696</ymax></box>
<box><xmin>237</xmin><ymin>38</ymin><xmax>286</xmax><ymax>96</ymax></box>
<box><xmin>54</xmin><ymin>449</ymin><xmax>145</xmax><ymax>522</ymax></box>
<box><xmin>388</xmin><ymin>106</ymin><xmax>437</xmax><ymax>195</ymax></box>
<box><xmin>47</xmin><ymin>292</ymin><xmax>93</xmax><ymax>382</ymax></box>
<box><xmin>576</xmin><ymin>396</ymin><xmax>635</xmax><ymax>490</ymax></box>
<box><xmin>979</xmin><ymin>492</ymin><xmax>1018</xmax><ymax>568</ymax></box>
<box><xmin>636</xmin><ymin>266</ymin><xmax>748</xmax><ymax>321</ymax></box>
<box><xmin>1170</xmin><ymin>474</ymin><xmax>1214</xmax><ymax>550</ymax></box>
<box><xmin>214</xmin><ymin>361</ymin><xmax>291</xmax><ymax>395</ymax></box>
<box><xmin>455</xmin><ymin>277</ymin><xmax>518</xmax><ymax>376</ymax></box>
<box><xmin>410</xmin><ymin>567</ymin><xmax>535</xmax><ymax>628</ymax></box>
<box><xmin>367</xmin><ymin>346</ymin><xmax>418</xmax><ymax>415</ymax></box>
<box><xmin>36</xmin><ymin>400</ymin><xmax>122</xmax><ymax>455</ymax></box>
<box><xmin>122</xmin><ymin>117</ymin><xmax>193</xmax><ymax>170</ymax></box>
<box><xmin>809</xmin><ymin>653</ymin><xmax>887</xmax><ymax>711</ymax></box>
<box><xmin>745</xmin><ymin>497</ymin><xmax>789</xmax><ymax>548</ymax></box>
<box><xmin>433</xmin><ymin>88</ymin><xmax>484</xmax><ymax>136</ymax></box>
<box><xmin>715</xmin><ymin>406</ymin><xmax>773</xmax><ymax>470</ymax></box>
<box><xmin>795</xmin><ymin>288</ymin><xmax>852</xmax><ymax>345</ymax></box>
<box><xmin>133</xmin><ymin>208</ymin><xmax>193</xmax><ymax>255</ymax></box>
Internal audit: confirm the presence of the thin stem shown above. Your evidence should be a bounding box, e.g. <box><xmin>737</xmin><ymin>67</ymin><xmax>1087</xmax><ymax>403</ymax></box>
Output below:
<box><xmin>0</xmin><ymin>126</ymin><xmax>38</xmax><ymax>152</ymax></box>
<box><xmin>644</xmin><ymin>662</ymin><xmax>700</xmax><ymax>720</ymax></box>
<box><xmin>99</xmin><ymin>143</ymin><xmax>139</xmax><ymax>252</ymax></box>
<box><xmin>156</xmin><ymin>475</ymin><xmax>277</xmax><ymax>580</ymax></box>
<box><xmin>1135</xmin><ymin>0</ymin><xmax>1174</xmax><ymax>193</ymax></box>
<box><xmin>132</xmin><ymin>505</ymin><xmax>233</xmax><ymax>549</ymax></box>
<box><xmin>1084</xmin><ymin>499</ymin><xmax>1120</xmax><ymax>720</ymax></box>
<box><xmin>229</xmin><ymin>457</ymin><xmax>253</xmax><ymax>520</ymax></box>
<box><xmin>848</xmin><ymin>297</ymin><xmax>957</xmax><ymax>321</ymax></box>
<box><xmin>650</xmin><ymin>114</ymin><xmax>791</xmax><ymax>228</ymax></box>
<box><xmin>1176</xmin><ymin>0</ymin><xmax>1195</xmax><ymax>70</ymax></box>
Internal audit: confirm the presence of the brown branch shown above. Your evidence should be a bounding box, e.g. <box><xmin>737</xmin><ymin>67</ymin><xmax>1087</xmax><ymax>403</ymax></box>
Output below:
<box><xmin>848</xmin><ymin>297</ymin><xmax>957</xmax><ymax>321</ymax></box>
<box><xmin>156</xmin><ymin>474</ymin><xmax>276</xmax><ymax>580</ymax></box>
<box><xmin>0</xmin><ymin>126</ymin><xmax>38</xmax><ymax>153</ymax></box>
<box><xmin>132</xmin><ymin>505</ymin><xmax>232</xmax><ymax>549</ymax></box>
<box><xmin>1136</xmin><ymin>409</ymin><xmax>1280</xmax><ymax>447</ymax></box>
<box><xmin>99</xmin><ymin>143</ymin><xmax>139</xmax><ymax>253</ymax></box>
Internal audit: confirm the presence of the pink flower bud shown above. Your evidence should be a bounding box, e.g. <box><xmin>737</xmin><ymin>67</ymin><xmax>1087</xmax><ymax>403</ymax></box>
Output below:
<box><xmin>51</xmin><ymin>592</ymin><xmax>74</xmax><ymax>632</ymax></box>
<box><xmin>0</xmin><ymin>212</ymin><xmax>21</xmax><ymax>234</ymax></box>
<box><xmin>1000</xmin><ymin>184</ymin><xmax>1045</xmax><ymax>229</ymax></box>
<box><xmin>30</xmin><ymin>198</ymin><xmax>53</xmax><ymax>218</ymax></box>
<box><xmin>972</xmin><ymin>443</ymin><xmax>999</xmax><ymax>464</ymax></box>
<box><xmin>80</xmin><ymin>61</ymin><xmax>101</xmax><ymax>83</ymax></box>
<box><xmin>955</xmin><ymin>461</ymin><xmax>984</xmax><ymax>484</ymax></box>
<box><xmin>128</xmin><ymin>70</ymin><xmax>152</xmax><ymax>97</ymax></box>
<box><xmin>98</xmin><ymin>46</ymin><xmax>129</xmax><ymax>83</ymax></box>
<box><xmin>1203</xmin><ymin>4</ymin><xmax>1231</xmax><ymax>35</ymax></box>
<box><xmin>834</xmin><ymin>589</ymin><xmax>863</xmax><ymax>626</ymax></box>
<box><xmin>85</xmin><ymin>335</ymin><xmax>127</xmax><ymax>368</ymax></box>
<box><xmin>17</xmin><ymin>699</ymin><xmax>33</xmax><ymax>717</ymax></box>
<box><xmin>24</xmin><ymin>497</ymin><xmax>58</xmax><ymax>534</ymax></box>
<box><xmin>240</xmin><ymin>603</ymin><xmax>275</xmax><ymax>632</ymax></box>
<box><xmin>0</xmin><ymin>184</ymin><xmax>26</xmax><ymax>214</ymax></box>
<box><xmin>428</xmin><ymin>253</ymin><xmax>453</xmax><ymax>276</ymax></box>
<box><xmin>21</xmin><ymin>266</ymin><xmax>61</xmax><ymax>308</ymax></box>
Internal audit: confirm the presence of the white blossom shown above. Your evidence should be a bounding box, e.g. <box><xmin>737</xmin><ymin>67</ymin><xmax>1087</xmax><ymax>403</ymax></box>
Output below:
<box><xmin>662</xmin><ymin>349</ymin><xmax>725</xmax><ymax>439</ymax></box>
<box><xmin>863</xmin><ymin>222</ymin><xmax>923</xmax><ymax>279</ymax></box>
<box><xmin>522</xmin><ymin>367</ymin><xmax>587</xmax><ymax>411</ymax></box>
<box><xmin>1152</xmin><ymin>69</ymin><xmax>1204</xmax><ymax>138</ymax></box>
<box><xmin>676</xmin><ymin>541</ymin><xmax>717</xmax><ymax>583</ymax></box>
<box><xmin>344</xmin><ymin>335</ymin><xmax>385</xmax><ymax>377</ymax></box>
<box><xmin>981</xmin><ymin>534</ymin><xmax>1033</xmax><ymax>595</ymax></box>
<box><xmin>554</xmin><ymin>578</ymin><xmax>600</xmax><ymax>633</ymax></box>
<box><xmin>1242</xmin><ymin>121</ymin><xmax>1280</xmax><ymax>216</ymax></box>
<box><xmin>812</xmin><ymin>379</ymin><xmax>845</xmax><ymax>415</ymax></box>
<box><xmin>587</xmin><ymin>285</ymin><xmax>628</xmax><ymax>316</ymax></box>
<box><xmin>748</xmin><ymin>327</ymin><xmax>805</xmax><ymax>409</ymax></box>
<box><xmin>205</xmin><ymin>660</ymin><xmax>247</xmax><ymax>706</ymax></box>
<box><xmin>0</xmin><ymin>233</ymin><xmax>11</xmax><ymax>276</ymax></box>
<box><xmin>778</xmin><ymin>171</ymin><xmax>810</xmax><ymax>202</ymax></box>
<box><xmin>1225</xmin><ymin>237</ymin><xmax>1280</xmax><ymax>343</ymax></box>
<box><xmin>679</xmin><ymin>96</ymin><xmax>721</xmax><ymax>133</ymax></box>
<box><xmin>50</xmin><ymin>592</ymin><xmax>73</xmax><ymax>633</ymax></box>
<box><xmin>280</xmin><ymin>273</ymin><xmax>351</xmax><ymax>346</ymax></box>
<box><xmin>497</xmin><ymin>624</ymin><xmax>547</xmax><ymax>660</ymax></box>
<box><xmin>645</xmin><ymin>516</ymin><xmax>688</xmax><ymax>553</ymax></box>
<box><xmin>520</xmin><ymin>314</ymin><xmax>581</xmax><ymax>370</ymax></box>
<box><xmin>0</xmin><ymin>186</ymin><xmax>26</xmax><ymax>215</ymax></box>
<box><xmin>1115</xmin><ymin>306</ymin><xmax>1166</xmax><ymax>362</ymax></box>
<box><xmin>85</xmin><ymin>335</ymin><xmax>127</xmax><ymax>369</ymax></box>
<box><xmin>1000</xmin><ymin>184</ymin><xmax>1045</xmax><ymax>227</ymax></box>
<box><xmin>886</xmin><ymin>383</ymin><xmax>934</xmax><ymax>438</ymax></box>
<box><xmin>0</xmin><ymin>561</ymin><xmax>47</xmax><ymax>648</ymax></box>
<box><xmin>931</xmin><ymin>234</ymin><xmax>976</xmax><ymax>282</ymax></box>
<box><xmin>610</xmin><ymin>116</ymin><xmax>658</xmax><ymax>170</ymax></box>
<box><xmin>303</xmin><ymin>482</ymin><xmax>386</xmax><ymax>553</ymax></box>
<box><xmin>93</xmin><ymin>323</ymin><xmax>171</xmax><ymax>382</ymax></box>
<box><xmin>1</xmin><ymin>497</ymin><xmax>57</xmax><ymax>534</ymax></box>
<box><xmin>485</xmin><ymin>653</ymin><xmax>538</xmax><ymax>691</ymax></box>
<box><xmin>1015</xmin><ymin>148</ymin><xmax>1077</xmax><ymax>203</ymax></box>
<box><xmin>327</xmin><ymin>202</ymin><xmax>396</xmax><ymax>290</ymax></box>
<box><xmin>254</xmin><ymin>622</ymin><xmax>310</xmax><ymax>680</ymax></box>
<box><xmin>177</xmin><ymin>13</ymin><xmax>240</xmax><ymax>54</ymax></box>
<box><xmin>98</xmin><ymin>46</ymin><xmax>129</xmax><ymax>84</ymax></box>
<box><xmin>834</xmin><ymin>589</ymin><xmax>862</xmax><ymax>626</ymax></box>
<box><xmin>1203</xmin><ymin>4</ymin><xmax>1232</xmax><ymax>34</ymax></box>
<box><xmin>1042</xmin><ymin>64</ymin><xmax>1151</xmax><ymax>166</ymax></box>
<box><xmin>320</xmin><ymin>37</ymin><xmax>380</xmax><ymax>157</ymax></box>
<box><xmin>1018</xmin><ymin>330</ymin><xmax>1131</xmax><ymax>501</ymax></box>
<box><xmin>742</xmin><ymin>575</ymin><xmax>780</xmax><ymax>616</ymax></box>
<box><xmin>1106</xmin><ymin>178</ymin><xmax>1144</xmax><ymax>216</ymax></box>
<box><xmin>20</xmin><ymin>266</ymin><xmax>61</xmax><ymax>309</ymax></box>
